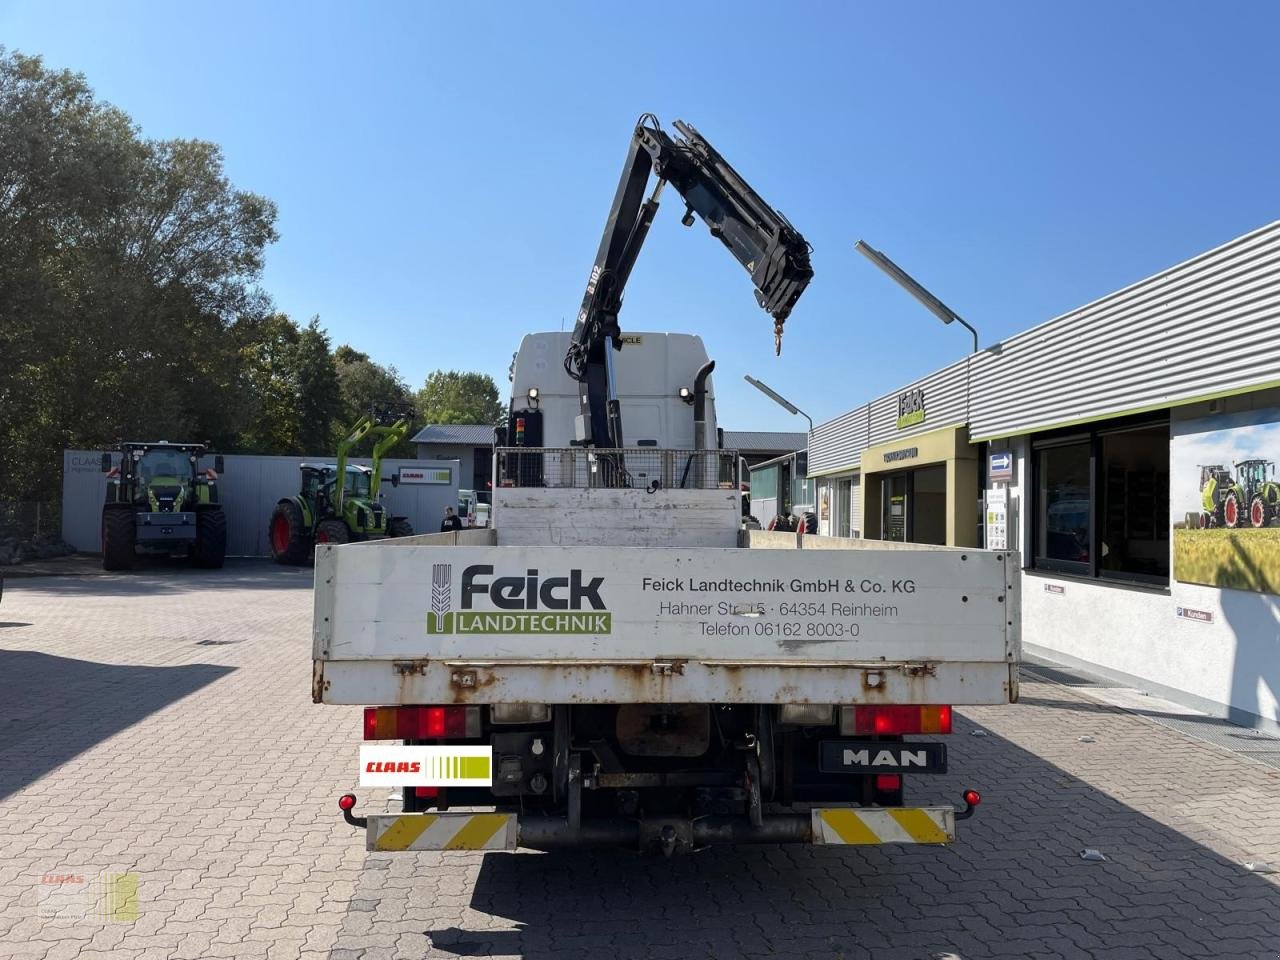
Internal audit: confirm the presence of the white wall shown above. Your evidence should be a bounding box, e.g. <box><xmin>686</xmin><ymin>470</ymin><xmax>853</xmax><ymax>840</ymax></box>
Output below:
<box><xmin>62</xmin><ymin>451</ymin><xmax>462</xmax><ymax>558</ymax></box>
<box><xmin>1013</xmin><ymin>389</ymin><xmax>1280</xmax><ymax>732</ymax></box>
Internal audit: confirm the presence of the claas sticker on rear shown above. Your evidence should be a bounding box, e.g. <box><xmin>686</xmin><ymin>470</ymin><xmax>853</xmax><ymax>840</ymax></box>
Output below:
<box><xmin>360</xmin><ymin>746</ymin><xmax>492</xmax><ymax>787</ymax></box>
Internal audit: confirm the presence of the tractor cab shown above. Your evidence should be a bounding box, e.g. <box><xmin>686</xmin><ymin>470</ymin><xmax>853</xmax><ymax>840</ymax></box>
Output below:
<box><xmin>1234</xmin><ymin>459</ymin><xmax>1276</xmax><ymax>488</ymax></box>
<box><xmin>99</xmin><ymin>441</ymin><xmax>227</xmax><ymax>570</ymax></box>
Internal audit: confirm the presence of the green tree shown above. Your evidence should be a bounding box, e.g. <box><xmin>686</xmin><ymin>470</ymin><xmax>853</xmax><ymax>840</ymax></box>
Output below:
<box><xmin>0</xmin><ymin>49</ymin><xmax>278</xmax><ymax>497</ymax></box>
<box><xmin>293</xmin><ymin>318</ymin><xmax>342</xmax><ymax>455</ymax></box>
<box><xmin>416</xmin><ymin>370</ymin><xmax>504</xmax><ymax>426</ymax></box>
<box><xmin>335</xmin><ymin>347</ymin><xmax>415</xmax><ymax>456</ymax></box>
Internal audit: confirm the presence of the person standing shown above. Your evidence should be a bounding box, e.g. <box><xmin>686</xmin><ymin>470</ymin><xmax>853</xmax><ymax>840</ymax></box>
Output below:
<box><xmin>440</xmin><ymin>506</ymin><xmax>464</xmax><ymax>532</ymax></box>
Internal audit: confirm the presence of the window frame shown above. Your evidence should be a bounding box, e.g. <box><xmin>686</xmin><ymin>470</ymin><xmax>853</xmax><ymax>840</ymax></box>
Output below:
<box><xmin>1030</xmin><ymin>415</ymin><xmax>1170</xmax><ymax>586</ymax></box>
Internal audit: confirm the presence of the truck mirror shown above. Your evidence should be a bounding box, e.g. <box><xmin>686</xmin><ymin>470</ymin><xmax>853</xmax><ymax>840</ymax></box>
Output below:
<box><xmin>214</xmin><ymin>455</ymin><xmax>225</xmax><ymax>474</ymax></box>
<box><xmin>100</xmin><ymin>452</ymin><xmax>112</xmax><ymax>472</ymax></box>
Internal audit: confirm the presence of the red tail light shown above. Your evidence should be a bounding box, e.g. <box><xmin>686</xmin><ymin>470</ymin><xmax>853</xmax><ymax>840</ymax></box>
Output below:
<box><xmin>843</xmin><ymin>704</ymin><xmax>952</xmax><ymax>735</ymax></box>
<box><xmin>875</xmin><ymin>775</ymin><xmax>901</xmax><ymax>792</ymax></box>
<box><xmin>414</xmin><ymin>787</ymin><xmax>439</xmax><ymax>798</ymax></box>
<box><xmin>363</xmin><ymin>706</ymin><xmax>480</xmax><ymax>740</ymax></box>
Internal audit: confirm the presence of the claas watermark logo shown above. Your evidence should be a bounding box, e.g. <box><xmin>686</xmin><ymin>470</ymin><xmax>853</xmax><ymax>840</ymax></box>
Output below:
<box><xmin>38</xmin><ymin>872</ymin><xmax>138</xmax><ymax>922</ymax></box>
<box><xmin>426</xmin><ymin>563</ymin><xmax>611</xmax><ymax>635</ymax></box>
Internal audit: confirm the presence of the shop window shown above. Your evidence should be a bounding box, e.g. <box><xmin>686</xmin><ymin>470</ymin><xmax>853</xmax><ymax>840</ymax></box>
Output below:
<box><xmin>1033</xmin><ymin>420</ymin><xmax>1170</xmax><ymax>584</ymax></box>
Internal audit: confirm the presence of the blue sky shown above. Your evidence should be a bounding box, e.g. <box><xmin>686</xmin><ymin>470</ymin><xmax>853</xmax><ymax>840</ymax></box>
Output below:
<box><xmin>4</xmin><ymin>2</ymin><xmax>1279</xmax><ymax>431</ymax></box>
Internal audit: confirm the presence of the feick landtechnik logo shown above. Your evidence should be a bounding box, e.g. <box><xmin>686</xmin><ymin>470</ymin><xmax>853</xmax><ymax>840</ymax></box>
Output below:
<box><xmin>427</xmin><ymin>562</ymin><xmax>611</xmax><ymax>635</ymax></box>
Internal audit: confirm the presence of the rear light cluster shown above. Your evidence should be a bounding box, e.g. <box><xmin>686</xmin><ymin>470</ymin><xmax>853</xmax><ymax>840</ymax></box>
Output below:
<box><xmin>363</xmin><ymin>705</ymin><xmax>481</xmax><ymax>740</ymax></box>
<box><xmin>840</xmin><ymin>704</ymin><xmax>952</xmax><ymax>736</ymax></box>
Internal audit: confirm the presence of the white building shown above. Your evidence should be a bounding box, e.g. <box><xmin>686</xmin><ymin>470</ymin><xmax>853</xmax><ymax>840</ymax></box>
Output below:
<box><xmin>808</xmin><ymin>221</ymin><xmax>1280</xmax><ymax>733</ymax></box>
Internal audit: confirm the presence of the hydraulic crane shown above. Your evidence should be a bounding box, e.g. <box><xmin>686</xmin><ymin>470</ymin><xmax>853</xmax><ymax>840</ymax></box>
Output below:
<box><xmin>564</xmin><ymin>115</ymin><xmax>814</xmax><ymax>452</ymax></box>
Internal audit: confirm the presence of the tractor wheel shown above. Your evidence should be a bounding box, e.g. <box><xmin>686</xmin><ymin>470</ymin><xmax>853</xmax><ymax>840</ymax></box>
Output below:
<box><xmin>1223</xmin><ymin>492</ymin><xmax>1243</xmax><ymax>529</ymax></box>
<box><xmin>314</xmin><ymin>519</ymin><xmax>351</xmax><ymax>546</ymax></box>
<box><xmin>1250</xmin><ymin>496</ymin><xmax>1268</xmax><ymax>529</ymax></box>
<box><xmin>192</xmin><ymin>507</ymin><xmax>227</xmax><ymax>569</ymax></box>
<box><xmin>386</xmin><ymin>517</ymin><xmax>414</xmax><ymax>538</ymax></box>
<box><xmin>101</xmin><ymin>506</ymin><xmax>136</xmax><ymax>571</ymax></box>
<box><xmin>268</xmin><ymin>501</ymin><xmax>312</xmax><ymax>565</ymax></box>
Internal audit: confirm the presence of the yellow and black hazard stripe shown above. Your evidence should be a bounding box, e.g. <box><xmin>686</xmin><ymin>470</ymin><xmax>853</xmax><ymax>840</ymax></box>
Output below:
<box><xmin>366</xmin><ymin>813</ymin><xmax>516</xmax><ymax>852</ymax></box>
<box><xmin>812</xmin><ymin>807</ymin><xmax>954</xmax><ymax>845</ymax></box>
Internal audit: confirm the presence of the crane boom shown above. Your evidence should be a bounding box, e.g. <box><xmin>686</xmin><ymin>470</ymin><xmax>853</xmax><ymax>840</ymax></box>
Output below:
<box><xmin>565</xmin><ymin>115</ymin><xmax>813</xmax><ymax>451</ymax></box>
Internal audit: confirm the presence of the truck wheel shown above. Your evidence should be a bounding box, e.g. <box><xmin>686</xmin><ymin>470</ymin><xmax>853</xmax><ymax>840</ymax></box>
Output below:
<box><xmin>101</xmin><ymin>506</ymin><xmax>136</xmax><ymax>571</ymax></box>
<box><xmin>192</xmin><ymin>507</ymin><xmax>227</xmax><ymax>569</ymax></box>
<box><xmin>1250</xmin><ymin>496</ymin><xmax>1268</xmax><ymax>529</ymax></box>
<box><xmin>315</xmin><ymin>519</ymin><xmax>351</xmax><ymax>545</ymax></box>
<box><xmin>269</xmin><ymin>501</ymin><xmax>312</xmax><ymax>565</ymax></box>
<box><xmin>386</xmin><ymin>517</ymin><xmax>414</xmax><ymax>538</ymax></box>
<box><xmin>1223</xmin><ymin>492</ymin><xmax>1243</xmax><ymax>528</ymax></box>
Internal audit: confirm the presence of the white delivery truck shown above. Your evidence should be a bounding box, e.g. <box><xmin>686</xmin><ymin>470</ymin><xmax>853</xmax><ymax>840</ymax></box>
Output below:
<box><xmin>314</xmin><ymin>117</ymin><xmax>1018</xmax><ymax>855</ymax></box>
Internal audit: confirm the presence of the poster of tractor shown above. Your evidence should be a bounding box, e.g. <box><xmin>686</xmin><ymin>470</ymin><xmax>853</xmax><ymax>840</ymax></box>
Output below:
<box><xmin>1172</xmin><ymin>405</ymin><xmax>1280</xmax><ymax>594</ymax></box>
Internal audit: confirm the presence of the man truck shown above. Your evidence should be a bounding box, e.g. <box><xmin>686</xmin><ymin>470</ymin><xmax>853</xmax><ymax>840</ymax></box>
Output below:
<box><xmin>313</xmin><ymin>116</ymin><xmax>1017</xmax><ymax>855</ymax></box>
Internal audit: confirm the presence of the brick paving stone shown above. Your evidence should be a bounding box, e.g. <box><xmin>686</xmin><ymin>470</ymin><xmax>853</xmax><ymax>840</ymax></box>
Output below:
<box><xmin>1</xmin><ymin>561</ymin><xmax>1278</xmax><ymax>959</ymax></box>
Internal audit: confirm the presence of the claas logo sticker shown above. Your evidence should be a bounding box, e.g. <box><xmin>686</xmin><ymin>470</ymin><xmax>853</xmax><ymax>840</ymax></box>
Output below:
<box><xmin>360</xmin><ymin>746</ymin><xmax>492</xmax><ymax>787</ymax></box>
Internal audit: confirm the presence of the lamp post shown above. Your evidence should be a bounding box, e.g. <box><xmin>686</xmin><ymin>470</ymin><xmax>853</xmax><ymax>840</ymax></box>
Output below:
<box><xmin>743</xmin><ymin>375</ymin><xmax>813</xmax><ymax>434</ymax></box>
<box><xmin>854</xmin><ymin>240</ymin><xmax>979</xmax><ymax>353</ymax></box>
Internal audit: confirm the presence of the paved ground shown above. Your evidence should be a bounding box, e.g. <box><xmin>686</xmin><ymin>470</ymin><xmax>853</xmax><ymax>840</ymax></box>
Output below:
<box><xmin>1</xmin><ymin>562</ymin><xmax>1278</xmax><ymax>960</ymax></box>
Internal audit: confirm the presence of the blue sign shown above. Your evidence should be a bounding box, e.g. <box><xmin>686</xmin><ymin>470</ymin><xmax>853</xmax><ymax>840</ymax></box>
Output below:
<box><xmin>988</xmin><ymin>451</ymin><xmax>1014</xmax><ymax>482</ymax></box>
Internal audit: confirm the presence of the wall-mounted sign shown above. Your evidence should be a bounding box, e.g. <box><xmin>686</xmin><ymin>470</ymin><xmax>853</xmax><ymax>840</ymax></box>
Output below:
<box><xmin>985</xmin><ymin>500</ymin><xmax>1008</xmax><ymax>550</ymax></box>
<box><xmin>399</xmin><ymin>466</ymin><xmax>452</xmax><ymax>485</ymax></box>
<box><xmin>988</xmin><ymin>451</ymin><xmax>1014</xmax><ymax>483</ymax></box>
<box><xmin>883</xmin><ymin>447</ymin><xmax>919</xmax><ymax>464</ymax></box>
<box><xmin>1176</xmin><ymin>606</ymin><xmax>1214</xmax><ymax>624</ymax></box>
<box><xmin>896</xmin><ymin>388</ymin><xmax>925</xmax><ymax>430</ymax></box>
<box><xmin>1044</xmin><ymin>583</ymin><xmax>1065</xmax><ymax>595</ymax></box>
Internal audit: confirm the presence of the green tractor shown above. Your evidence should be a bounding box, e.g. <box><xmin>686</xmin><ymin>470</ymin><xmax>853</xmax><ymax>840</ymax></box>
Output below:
<box><xmin>100</xmin><ymin>442</ymin><xmax>227</xmax><ymax>571</ymax></box>
<box><xmin>268</xmin><ymin>408</ymin><xmax>414</xmax><ymax>564</ymax></box>
<box><xmin>1198</xmin><ymin>460</ymin><xmax>1280</xmax><ymax>528</ymax></box>
<box><xmin>1232</xmin><ymin>459</ymin><xmax>1280</xmax><ymax>529</ymax></box>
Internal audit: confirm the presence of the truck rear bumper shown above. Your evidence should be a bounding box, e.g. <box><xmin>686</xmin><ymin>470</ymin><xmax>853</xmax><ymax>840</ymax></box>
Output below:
<box><xmin>362</xmin><ymin>806</ymin><xmax>956</xmax><ymax>853</ymax></box>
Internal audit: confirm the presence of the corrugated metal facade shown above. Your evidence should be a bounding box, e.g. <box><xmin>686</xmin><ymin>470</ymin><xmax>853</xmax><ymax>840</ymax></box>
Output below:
<box><xmin>809</xmin><ymin>220</ymin><xmax>1280</xmax><ymax>472</ymax></box>
<box><xmin>969</xmin><ymin>221</ymin><xmax>1280</xmax><ymax>440</ymax></box>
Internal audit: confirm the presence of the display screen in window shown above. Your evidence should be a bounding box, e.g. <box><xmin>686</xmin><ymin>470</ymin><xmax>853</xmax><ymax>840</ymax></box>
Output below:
<box><xmin>1100</xmin><ymin>428</ymin><xmax>1169</xmax><ymax>578</ymax></box>
<box><xmin>1038</xmin><ymin>443</ymin><xmax>1091</xmax><ymax>564</ymax></box>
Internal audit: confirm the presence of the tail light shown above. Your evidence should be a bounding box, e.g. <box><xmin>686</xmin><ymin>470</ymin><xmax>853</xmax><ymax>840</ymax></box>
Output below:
<box><xmin>363</xmin><ymin>706</ymin><xmax>481</xmax><ymax>740</ymax></box>
<box><xmin>414</xmin><ymin>787</ymin><xmax>439</xmax><ymax>798</ymax></box>
<box><xmin>839</xmin><ymin>704</ymin><xmax>952</xmax><ymax>736</ymax></box>
<box><xmin>875</xmin><ymin>775</ymin><xmax>901</xmax><ymax>792</ymax></box>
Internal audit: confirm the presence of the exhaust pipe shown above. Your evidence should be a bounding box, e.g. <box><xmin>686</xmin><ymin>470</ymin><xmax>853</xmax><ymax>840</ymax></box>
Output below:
<box><xmin>692</xmin><ymin>360</ymin><xmax>716</xmax><ymax>487</ymax></box>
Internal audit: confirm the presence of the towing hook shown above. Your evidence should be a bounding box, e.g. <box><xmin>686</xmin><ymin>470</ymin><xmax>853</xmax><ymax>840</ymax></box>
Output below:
<box><xmin>954</xmin><ymin>789</ymin><xmax>982</xmax><ymax>822</ymax></box>
<box><xmin>338</xmin><ymin>793</ymin><xmax>368</xmax><ymax>829</ymax></box>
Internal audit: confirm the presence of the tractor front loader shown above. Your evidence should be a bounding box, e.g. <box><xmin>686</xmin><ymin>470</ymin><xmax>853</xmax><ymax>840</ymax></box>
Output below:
<box><xmin>100</xmin><ymin>442</ymin><xmax>227</xmax><ymax>571</ymax></box>
<box><xmin>269</xmin><ymin>407</ymin><xmax>415</xmax><ymax>565</ymax></box>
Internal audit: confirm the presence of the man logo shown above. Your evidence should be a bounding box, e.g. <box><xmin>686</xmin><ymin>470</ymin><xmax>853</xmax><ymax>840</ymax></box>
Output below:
<box><xmin>843</xmin><ymin>748</ymin><xmax>930</xmax><ymax>768</ymax></box>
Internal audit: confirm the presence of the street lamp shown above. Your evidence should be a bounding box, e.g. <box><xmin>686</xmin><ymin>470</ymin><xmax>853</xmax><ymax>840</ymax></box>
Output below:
<box><xmin>744</xmin><ymin>375</ymin><xmax>813</xmax><ymax>433</ymax></box>
<box><xmin>854</xmin><ymin>240</ymin><xmax>979</xmax><ymax>353</ymax></box>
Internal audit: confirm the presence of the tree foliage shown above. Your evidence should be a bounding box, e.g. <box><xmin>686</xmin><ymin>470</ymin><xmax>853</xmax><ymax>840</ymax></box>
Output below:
<box><xmin>0</xmin><ymin>50</ymin><xmax>504</xmax><ymax>502</ymax></box>
<box><xmin>416</xmin><ymin>370</ymin><xmax>504</xmax><ymax>427</ymax></box>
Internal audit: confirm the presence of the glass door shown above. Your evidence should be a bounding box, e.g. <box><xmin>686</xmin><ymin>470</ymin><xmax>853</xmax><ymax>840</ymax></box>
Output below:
<box><xmin>881</xmin><ymin>472</ymin><xmax>911</xmax><ymax>542</ymax></box>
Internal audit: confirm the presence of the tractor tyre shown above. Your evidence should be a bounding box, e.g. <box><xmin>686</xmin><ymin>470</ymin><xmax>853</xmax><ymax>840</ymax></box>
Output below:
<box><xmin>386</xmin><ymin>517</ymin><xmax>414</xmax><ymax>539</ymax></box>
<box><xmin>1223</xmin><ymin>492</ymin><xmax>1244</xmax><ymax>529</ymax></box>
<box><xmin>314</xmin><ymin>519</ymin><xmax>351</xmax><ymax>546</ymax></box>
<box><xmin>268</xmin><ymin>501</ymin><xmax>312</xmax><ymax>565</ymax></box>
<box><xmin>1250</xmin><ymin>496</ymin><xmax>1268</xmax><ymax>529</ymax></box>
<box><xmin>101</xmin><ymin>506</ymin><xmax>136</xmax><ymax>571</ymax></box>
<box><xmin>192</xmin><ymin>507</ymin><xmax>227</xmax><ymax>569</ymax></box>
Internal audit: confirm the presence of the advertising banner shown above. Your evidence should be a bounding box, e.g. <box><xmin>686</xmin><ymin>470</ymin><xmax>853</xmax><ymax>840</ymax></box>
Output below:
<box><xmin>1172</xmin><ymin>405</ymin><xmax>1280</xmax><ymax>595</ymax></box>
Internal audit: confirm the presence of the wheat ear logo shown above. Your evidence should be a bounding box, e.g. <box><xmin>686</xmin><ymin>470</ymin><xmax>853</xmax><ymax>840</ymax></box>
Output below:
<box><xmin>427</xmin><ymin>563</ymin><xmax>454</xmax><ymax>634</ymax></box>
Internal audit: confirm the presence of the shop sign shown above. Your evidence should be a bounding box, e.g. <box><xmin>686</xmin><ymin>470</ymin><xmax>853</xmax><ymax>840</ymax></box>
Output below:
<box><xmin>883</xmin><ymin>447</ymin><xmax>918</xmax><ymax>464</ymax></box>
<box><xmin>896</xmin><ymin>388</ymin><xmax>925</xmax><ymax>430</ymax></box>
<box><xmin>988</xmin><ymin>451</ymin><xmax>1014</xmax><ymax>483</ymax></box>
<box><xmin>399</xmin><ymin>466</ymin><xmax>452</xmax><ymax>485</ymax></box>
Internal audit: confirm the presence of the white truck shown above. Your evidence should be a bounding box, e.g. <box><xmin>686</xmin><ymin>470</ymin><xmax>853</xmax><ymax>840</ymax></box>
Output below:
<box><xmin>314</xmin><ymin>117</ymin><xmax>1018</xmax><ymax>855</ymax></box>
